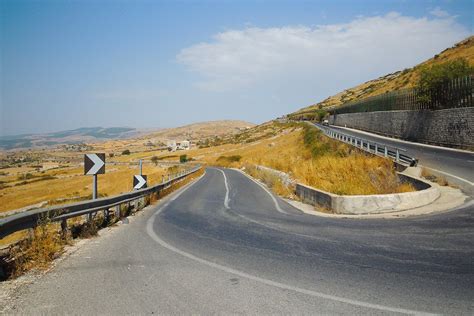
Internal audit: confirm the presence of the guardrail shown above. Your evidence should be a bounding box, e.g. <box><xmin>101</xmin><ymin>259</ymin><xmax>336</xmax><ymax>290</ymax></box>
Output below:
<box><xmin>315</xmin><ymin>124</ymin><xmax>418</xmax><ymax>167</ymax></box>
<box><xmin>0</xmin><ymin>165</ymin><xmax>202</xmax><ymax>240</ymax></box>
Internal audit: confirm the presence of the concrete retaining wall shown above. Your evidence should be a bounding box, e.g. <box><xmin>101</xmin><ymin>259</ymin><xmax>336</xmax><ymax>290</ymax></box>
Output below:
<box><xmin>329</xmin><ymin>107</ymin><xmax>474</xmax><ymax>149</ymax></box>
<box><xmin>255</xmin><ymin>165</ymin><xmax>295</xmax><ymax>186</ymax></box>
<box><xmin>254</xmin><ymin>164</ymin><xmax>439</xmax><ymax>214</ymax></box>
<box><xmin>296</xmin><ymin>174</ymin><xmax>439</xmax><ymax>215</ymax></box>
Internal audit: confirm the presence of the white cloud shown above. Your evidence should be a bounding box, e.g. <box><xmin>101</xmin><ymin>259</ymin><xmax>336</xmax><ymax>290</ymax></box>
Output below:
<box><xmin>177</xmin><ymin>12</ymin><xmax>468</xmax><ymax>92</ymax></box>
<box><xmin>430</xmin><ymin>7</ymin><xmax>451</xmax><ymax>18</ymax></box>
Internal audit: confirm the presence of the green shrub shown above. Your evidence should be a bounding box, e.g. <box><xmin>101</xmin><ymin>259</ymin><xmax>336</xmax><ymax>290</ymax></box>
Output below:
<box><xmin>417</xmin><ymin>58</ymin><xmax>473</xmax><ymax>104</ymax></box>
<box><xmin>302</xmin><ymin>125</ymin><xmax>346</xmax><ymax>158</ymax></box>
<box><xmin>315</xmin><ymin>109</ymin><xmax>328</xmax><ymax>122</ymax></box>
<box><xmin>179</xmin><ymin>155</ymin><xmax>188</xmax><ymax>163</ymax></box>
<box><xmin>121</xmin><ymin>149</ymin><xmax>130</xmax><ymax>155</ymax></box>
<box><xmin>17</xmin><ymin>173</ymin><xmax>35</xmax><ymax>180</ymax></box>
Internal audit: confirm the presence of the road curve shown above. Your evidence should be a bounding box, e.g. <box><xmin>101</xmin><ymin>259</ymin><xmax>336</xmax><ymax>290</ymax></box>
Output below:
<box><xmin>5</xmin><ymin>168</ymin><xmax>474</xmax><ymax>314</ymax></box>
<box><xmin>318</xmin><ymin>123</ymin><xmax>474</xmax><ymax>183</ymax></box>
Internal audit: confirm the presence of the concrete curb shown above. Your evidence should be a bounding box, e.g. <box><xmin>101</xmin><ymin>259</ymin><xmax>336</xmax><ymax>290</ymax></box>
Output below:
<box><xmin>296</xmin><ymin>175</ymin><xmax>440</xmax><ymax>215</ymax></box>
<box><xmin>297</xmin><ymin>182</ymin><xmax>440</xmax><ymax>215</ymax></box>
<box><xmin>246</xmin><ymin>164</ymin><xmax>441</xmax><ymax>215</ymax></box>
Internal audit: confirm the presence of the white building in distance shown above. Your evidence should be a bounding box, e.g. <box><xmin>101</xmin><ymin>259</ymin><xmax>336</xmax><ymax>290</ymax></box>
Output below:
<box><xmin>167</xmin><ymin>140</ymin><xmax>190</xmax><ymax>151</ymax></box>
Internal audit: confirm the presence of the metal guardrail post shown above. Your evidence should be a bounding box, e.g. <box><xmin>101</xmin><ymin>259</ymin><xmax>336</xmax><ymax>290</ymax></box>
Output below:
<box><xmin>312</xmin><ymin>124</ymin><xmax>416</xmax><ymax>167</ymax></box>
<box><xmin>115</xmin><ymin>205</ymin><xmax>121</xmax><ymax>219</ymax></box>
<box><xmin>61</xmin><ymin>219</ymin><xmax>68</xmax><ymax>237</ymax></box>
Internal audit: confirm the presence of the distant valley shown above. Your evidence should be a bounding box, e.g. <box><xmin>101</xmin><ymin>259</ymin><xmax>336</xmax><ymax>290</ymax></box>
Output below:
<box><xmin>0</xmin><ymin>120</ymin><xmax>255</xmax><ymax>151</ymax></box>
<box><xmin>0</xmin><ymin>127</ymin><xmax>149</xmax><ymax>150</ymax></box>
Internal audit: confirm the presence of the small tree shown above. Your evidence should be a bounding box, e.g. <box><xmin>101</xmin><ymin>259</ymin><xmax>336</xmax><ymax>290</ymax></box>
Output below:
<box><xmin>179</xmin><ymin>155</ymin><xmax>187</xmax><ymax>163</ymax></box>
<box><xmin>151</xmin><ymin>156</ymin><xmax>159</xmax><ymax>166</ymax></box>
<box><xmin>121</xmin><ymin>149</ymin><xmax>130</xmax><ymax>155</ymax></box>
<box><xmin>316</xmin><ymin>109</ymin><xmax>327</xmax><ymax>122</ymax></box>
<box><xmin>417</xmin><ymin>58</ymin><xmax>473</xmax><ymax>107</ymax></box>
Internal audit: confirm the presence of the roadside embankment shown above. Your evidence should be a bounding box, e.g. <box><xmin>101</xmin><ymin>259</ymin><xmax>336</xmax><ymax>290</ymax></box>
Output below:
<box><xmin>211</xmin><ymin>122</ymin><xmax>415</xmax><ymax>196</ymax></box>
<box><xmin>244</xmin><ymin>164</ymin><xmax>453</xmax><ymax>215</ymax></box>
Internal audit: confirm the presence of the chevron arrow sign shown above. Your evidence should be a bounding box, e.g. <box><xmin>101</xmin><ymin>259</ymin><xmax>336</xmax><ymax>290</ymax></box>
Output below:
<box><xmin>84</xmin><ymin>153</ymin><xmax>106</xmax><ymax>175</ymax></box>
<box><xmin>133</xmin><ymin>175</ymin><xmax>147</xmax><ymax>190</ymax></box>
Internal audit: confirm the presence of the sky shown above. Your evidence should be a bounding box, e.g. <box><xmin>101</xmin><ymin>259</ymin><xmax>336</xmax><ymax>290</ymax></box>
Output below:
<box><xmin>0</xmin><ymin>0</ymin><xmax>472</xmax><ymax>136</ymax></box>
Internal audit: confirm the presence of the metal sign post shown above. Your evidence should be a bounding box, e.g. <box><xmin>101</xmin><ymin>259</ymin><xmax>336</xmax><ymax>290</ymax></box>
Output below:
<box><xmin>92</xmin><ymin>174</ymin><xmax>98</xmax><ymax>199</ymax></box>
<box><xmin>84</xmin><ymin>153</ymin><xmax>106</xmax><ymax>221</ymax></box>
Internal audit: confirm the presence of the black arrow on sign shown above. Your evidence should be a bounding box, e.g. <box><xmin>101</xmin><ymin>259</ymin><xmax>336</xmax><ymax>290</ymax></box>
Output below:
<box><xmin>133</xmin><ymin>175</ymin><xmax>147</xmax><ymax>190</ymax></box>
<box><xmin>84</xmin><ymin>153</ymin><xmax>106</xmax><ymax>175</ymax></box>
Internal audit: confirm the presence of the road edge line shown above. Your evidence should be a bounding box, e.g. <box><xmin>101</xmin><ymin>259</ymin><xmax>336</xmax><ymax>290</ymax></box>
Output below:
<box><xmin>231</xmin><ymin>168</ymin><xmax>288</xmax><ymax>214</ymax></box>
<box><xmin>146</xmin><ymin>186</ymin><xmax>434</xmax><ymax>315</ymax></box>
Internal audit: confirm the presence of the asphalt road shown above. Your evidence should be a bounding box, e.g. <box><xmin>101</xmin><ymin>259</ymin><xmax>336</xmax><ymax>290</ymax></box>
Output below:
<box><xmin>317</xmin><ymin>123</ymin><xmax>474</xmax><ymax>184</ymax></box>
<box><xmin>6</xmin><ymin>168</ymin><xmax>473</xmax><ymax>314</ymax></box>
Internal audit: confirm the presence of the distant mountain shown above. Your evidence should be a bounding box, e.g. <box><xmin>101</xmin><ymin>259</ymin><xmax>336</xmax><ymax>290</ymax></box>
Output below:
<box><xmin>0</xmin><ymin>121</ymin><xmax>256</xmax><ymax>150</ymax></box>
<box><xmin>143</xmin><ymin>120</ymin><xmax>255</xmax><ymax>142</ymax></box>
<box><xmin>0</xmin><ymin>127</ymin><xmax>141</xmax><ymax>150</ymax></box>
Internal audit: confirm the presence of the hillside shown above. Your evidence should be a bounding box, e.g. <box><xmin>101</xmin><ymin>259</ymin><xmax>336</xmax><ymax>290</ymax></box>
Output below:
<box><xmin>143</xmin><ymin>120</ymin><xmax>254</xmax><ymax>142</ymax></box>
<box><xmin>291</xmin><ymin>35</ymin><xmax>474</xmax><ymax>116</ymax></box>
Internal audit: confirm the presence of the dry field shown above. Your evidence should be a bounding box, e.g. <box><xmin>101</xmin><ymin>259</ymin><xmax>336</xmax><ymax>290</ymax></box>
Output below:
<box><xmin>0</xmin><ymin>157</ymin><xmax>179</xmax><ymax>214</ymax></box>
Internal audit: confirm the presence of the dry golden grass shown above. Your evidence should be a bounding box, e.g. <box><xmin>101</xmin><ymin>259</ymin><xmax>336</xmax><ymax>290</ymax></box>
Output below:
<box><xmin>204</xmin><ymin>123</ymin><xmax>414</xmax><ymax>195</ymax></box>
<box><xmin>244</xmin><ymin>165</ymin><xmax>295</xmax><ymax>198</ymax></box>
<box><xmin>421</xmin><ymin>168</ymin><xmax>449</xmax><ymax>186</ymax></box>
<box><xmin>8</xmin><ymin>219</ymin><xmax>67</xmax><ymax>277</ymax></box>
<box><xmin>0</xmin><ymin>231</ymin><xmax>28</xmax><ymax>248</ymax></box>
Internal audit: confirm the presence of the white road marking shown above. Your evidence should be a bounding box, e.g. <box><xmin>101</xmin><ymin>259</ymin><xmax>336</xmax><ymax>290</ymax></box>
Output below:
<box><xmin>214</xmin><ymin>168</ymin><xmax>230</xmax><ymax>209</ymax></box>
<box><xmin>146</xmin><ymin>169</ymin><xmax>435</xmax><ymax>315</ymax></box>
<box><xmin>232</xmin><ymin>168</ymin><xmax>288</xmax><ymax>214</ymax></box>
<box><xmin>422</xmin><ymin>166</ymin><xmax>474</xmax><ymax>186</ymax></box>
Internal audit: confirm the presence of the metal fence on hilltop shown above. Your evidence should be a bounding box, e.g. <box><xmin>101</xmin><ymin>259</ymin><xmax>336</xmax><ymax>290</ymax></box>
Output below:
<box><xmin>328</xmin><ymin>74</ymin><xmax>473</xmax><ymax>115</ymax></box>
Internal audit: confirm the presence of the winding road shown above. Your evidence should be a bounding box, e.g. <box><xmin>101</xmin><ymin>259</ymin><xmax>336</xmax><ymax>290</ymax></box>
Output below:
<box><xmin>5</xmin><ymin>167</ymin><xmax>474</xmax><ymax>314</ymax></box>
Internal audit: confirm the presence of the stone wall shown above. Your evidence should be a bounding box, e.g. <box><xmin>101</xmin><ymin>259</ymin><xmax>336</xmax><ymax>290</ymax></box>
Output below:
<box><xmin>329</xmin><ymin>107</ymin><xmax>474</xmax><ymax>149</ymax></box>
